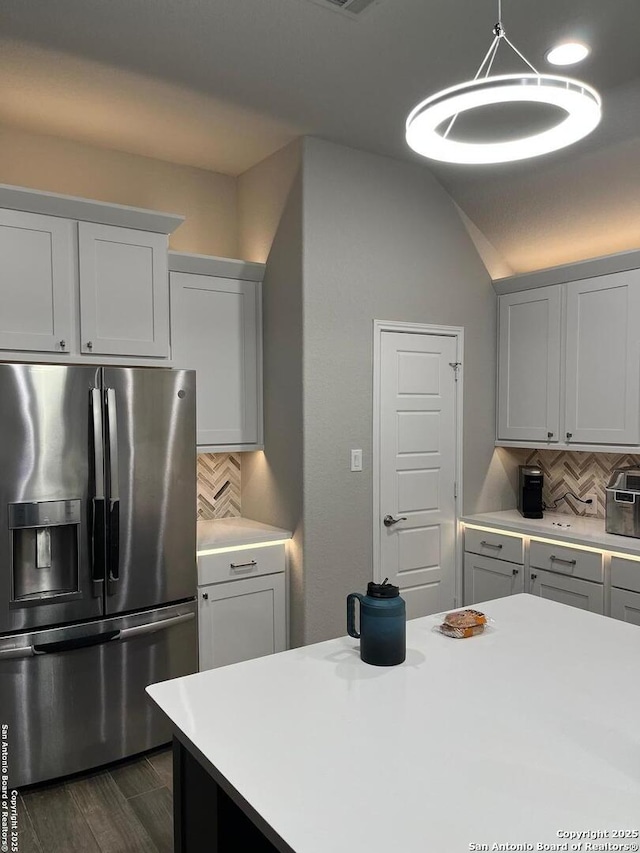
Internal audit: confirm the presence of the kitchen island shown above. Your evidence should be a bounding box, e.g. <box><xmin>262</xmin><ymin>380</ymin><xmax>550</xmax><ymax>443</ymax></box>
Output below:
<box><xmin>147</xmin><ymin>595</ymin><xmax>640</xmax><ymax>852</ymax></box>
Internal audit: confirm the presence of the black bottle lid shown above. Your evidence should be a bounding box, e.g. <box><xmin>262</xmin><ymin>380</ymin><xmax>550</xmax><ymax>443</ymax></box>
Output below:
<box><xmin>367</xmin><ymin>578</ymin><xmax>400</xmax><ymax>598</ymax></box>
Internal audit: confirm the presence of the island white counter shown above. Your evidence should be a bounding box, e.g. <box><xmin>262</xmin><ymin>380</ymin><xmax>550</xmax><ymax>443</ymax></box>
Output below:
<box><xmin>147</xmin><ymin>595</ymin><xmax>640</xmax><ymax>853</ymax></box>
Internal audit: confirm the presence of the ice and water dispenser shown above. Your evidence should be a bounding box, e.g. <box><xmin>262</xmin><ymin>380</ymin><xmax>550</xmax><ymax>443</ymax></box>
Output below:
<box><xmin>9</xmin><ymin>500</ymin><xmax>81</xmax><ymax>604</ymax></box>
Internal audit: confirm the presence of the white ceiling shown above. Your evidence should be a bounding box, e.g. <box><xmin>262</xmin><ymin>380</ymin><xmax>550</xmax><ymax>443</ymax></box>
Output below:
<box><xmin>1</xmin><ymin>0</ymin><xmax>639</xmax><ymax>273</ymax></box>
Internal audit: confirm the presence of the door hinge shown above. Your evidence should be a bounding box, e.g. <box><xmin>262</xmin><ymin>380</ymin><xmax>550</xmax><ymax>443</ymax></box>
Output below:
<box><xmin>449</xmin><ymin>362</ymin><xmax>462</xmax><ymax>381</ymax></box>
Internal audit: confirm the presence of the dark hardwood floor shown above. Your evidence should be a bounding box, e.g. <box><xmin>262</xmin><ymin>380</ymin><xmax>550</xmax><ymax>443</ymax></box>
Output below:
<box><xmin>17</xmin><ymin>747</ymin><xmax>173</xmax><ymax>853</ymax></box>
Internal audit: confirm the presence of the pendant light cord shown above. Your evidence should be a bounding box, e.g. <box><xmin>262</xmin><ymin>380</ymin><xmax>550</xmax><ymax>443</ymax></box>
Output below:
<box><xmin>443</xmin><ymin>0</ymin><xmax>539</xmax><ymax>140</ymax></box>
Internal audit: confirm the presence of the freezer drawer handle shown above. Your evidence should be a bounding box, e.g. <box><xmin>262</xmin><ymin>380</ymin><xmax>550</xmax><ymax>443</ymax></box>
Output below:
<box><xmin>32</xmin><ymin>631</ymin><xmax>120</xmax><ymax>656</ymax></box>
<box><xmin>117</xmin><ymin>612</ymin><xmax>195</xmax><ymax>641</ymax></box>
<box><xmin>0</xmin><ymin>615</ymin><xmax>194</xmax><ymax>658</ymax></box>
<box><xmin>0</xmin><ymin>646</ymin><xmax>35</xmax><ymax>660</ymax></box>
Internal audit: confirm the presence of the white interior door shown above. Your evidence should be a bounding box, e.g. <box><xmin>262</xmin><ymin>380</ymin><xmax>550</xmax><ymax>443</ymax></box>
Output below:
<box><xmin>378</xmin><ymin>330</ymin><xmax>459</xmax><ymax>619</ymax></box>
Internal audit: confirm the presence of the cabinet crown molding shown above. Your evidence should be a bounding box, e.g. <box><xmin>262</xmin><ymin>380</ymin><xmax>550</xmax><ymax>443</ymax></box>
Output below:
<box><xmin>0</xmin><ymin>183</ymin><xmax>185</xmax><ymax>234</ymax></box>
<box><xmin>168</xmin><ymin>251</ymin><xmax>265</xmax><ymax>282</ymax></box>
<box><xmin>493</xmin><ymin>248</ymin><xmax>640</xmax><ymax>295</ymax></box>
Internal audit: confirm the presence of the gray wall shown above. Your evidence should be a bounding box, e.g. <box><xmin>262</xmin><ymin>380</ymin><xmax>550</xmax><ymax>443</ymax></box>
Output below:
<box><xmin>240</xmin><ymin>148</ymin><xmax>306</xmax><ymax>646</ymax></box>
<box><xmin>243</xmin><ymin>136</ymin><xmax>515</xmax><ymax>647</ymax></box>
<box><xmin>300</xmin><ymin>138</ymin><xmax>510</xmax><ymax>644</ymax></box>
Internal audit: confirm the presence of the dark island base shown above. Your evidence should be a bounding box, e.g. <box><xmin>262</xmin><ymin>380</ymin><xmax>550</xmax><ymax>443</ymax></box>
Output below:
<box><xmin>173</xmin><ymin>738</ymin><xmax>291</xmax><ymax>853</ymax></box>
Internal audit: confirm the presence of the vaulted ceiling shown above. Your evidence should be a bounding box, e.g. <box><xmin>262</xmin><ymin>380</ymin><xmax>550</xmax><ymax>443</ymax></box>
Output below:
<box><xmin>1</xmin><ymin>0</ymin><xmax>639</xmax><ymax>274</ymax></box>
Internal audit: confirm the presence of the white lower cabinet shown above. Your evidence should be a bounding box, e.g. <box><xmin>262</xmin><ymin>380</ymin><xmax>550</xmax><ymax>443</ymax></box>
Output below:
<box><xmin>464</xmin><ymin>553</ymin><xmax>524</xmax><ymax>604</ymax></box>
<box><xmin>610</xmin><ymin>556</ymin><xmax>640</xmax><ymax>625</ymax></box>
<box><xmin>464</xmin><ymin>526</ymin><xmax>607</xmax><ymax>617</ymax></box>
<box><xmin>610</xmin><ymin>587</ymin><xmax>640</xmax><ymax>626</ymax></box>
<box><xmin>529</xmin><ymin>568</ymin><xmax>604</xmax><ymax>614</ymax></box>
<box><xmin>197</xmin><ymin>544</ymin><xmax>286</xmax><ymax>671</ymax></box>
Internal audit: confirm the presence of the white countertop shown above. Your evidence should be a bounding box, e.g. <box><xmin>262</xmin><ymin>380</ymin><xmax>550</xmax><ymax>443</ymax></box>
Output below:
<box><xmin>197</xmin><ymin>517</ymin><xmax>292</xmax><ymax>552</ymax></box>
<box><xmin>462</xmin><ymin>509</ymin><xmax>640</xmax><ymax>556</ymax></box>
<box><xmin>147</xmin><ymin>595</ymin><xmax>640</xmax><ymax>851</ymax></box>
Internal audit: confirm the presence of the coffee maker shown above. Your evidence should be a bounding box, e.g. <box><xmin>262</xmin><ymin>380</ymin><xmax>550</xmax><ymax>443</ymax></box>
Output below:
<box><xmin>518</xmin><ymin>466</ymin><xmax>544</xmax><ymax>518</ymax></box>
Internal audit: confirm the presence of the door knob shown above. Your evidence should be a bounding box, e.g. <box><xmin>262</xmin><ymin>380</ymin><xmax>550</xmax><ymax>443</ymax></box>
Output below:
<box><xmin>383</xmin><ymin>515</ymin><xmax>407</xmax><ymax>527</ymax></box>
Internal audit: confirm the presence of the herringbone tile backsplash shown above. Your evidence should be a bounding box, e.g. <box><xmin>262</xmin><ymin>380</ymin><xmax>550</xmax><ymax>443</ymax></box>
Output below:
<box><xmin>197</xmin><ymin>453</ymin><xmax>241</xmax><ymax>519</ymax></box>
<box><xmin>510</xmin><ymin>449</ymin><xmax>640</xmax><ymax>518</ymax></box>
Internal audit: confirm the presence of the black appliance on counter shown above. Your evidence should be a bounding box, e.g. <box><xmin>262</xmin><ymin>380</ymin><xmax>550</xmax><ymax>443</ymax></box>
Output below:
<box><xmin>518</xmin><ymin>466</ymin><xmax>544</xmax><ymax>519</ymax></box>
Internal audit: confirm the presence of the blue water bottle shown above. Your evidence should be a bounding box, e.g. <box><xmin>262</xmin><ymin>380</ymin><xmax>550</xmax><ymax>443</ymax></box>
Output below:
<box><xmin>347</xmin><ymin>578</ymin><xmax>406</xmax><ymax>666</ymax></box>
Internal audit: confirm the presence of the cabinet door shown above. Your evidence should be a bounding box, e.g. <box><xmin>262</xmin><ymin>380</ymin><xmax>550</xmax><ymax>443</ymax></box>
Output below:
<box><xmin>78</xmin><ymin>223</ymin><xmax>169</xmax><ymax>357</ymax></box>
<box><xmin>198</xmin><ymin>573</ymin><xmax>286</xmax><ymax>671</ymax></box>
<box><xmin>497</xmin><ymin>287</ymin><xmax>562</xmax><ymax>441</ymax></box>
<box><xmin>610</xmin><ymin>587</ymin><xmax>640</xmax><ymax>626</ymax></box>
<box><xmin>529</xmin><ymin>568</ymin><xmax>604</xmax><ymax>614</ymax></box>
<box><xmin>171</xmin><ymin>273</ymin><xmax>260</xmax><ymax>447</ymax></box>
<box><xmin>464</xmin><ymin>553</ymin><xmax>524</xmax><ymax>606</ymax></box>
<box><xmin>565</xmin><ymin>271</ymin><xmax>640</xmax><ymax>445</ymax></box>
<box><xmin>0</xmin><ymin>209</ymin><xmax>73</xmax><ymax>353</ymax></box>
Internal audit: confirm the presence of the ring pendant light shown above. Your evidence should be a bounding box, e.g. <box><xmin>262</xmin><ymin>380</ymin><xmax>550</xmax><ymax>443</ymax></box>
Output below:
<box><xmin>405</xmin><ymin>0</ymin><xmax>602</xmax><ymax>164</ymax></box>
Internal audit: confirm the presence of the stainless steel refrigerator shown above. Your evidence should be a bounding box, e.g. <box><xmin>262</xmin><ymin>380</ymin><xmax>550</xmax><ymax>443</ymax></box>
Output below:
<box><xmin>0</xmin><ymin>364</ymin><xmax>197</xmax><ymax>789</ymax></box>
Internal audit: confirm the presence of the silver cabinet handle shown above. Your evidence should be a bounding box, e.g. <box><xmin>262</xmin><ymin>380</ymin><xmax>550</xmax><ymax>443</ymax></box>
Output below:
<box><xmin>512</xmin><ymin>568</ymin><xmax>519</xmax><ymax>576</ymax></box>
<box><xmin>531</xmin><ymin>573</ymin><xmax>538</xmax><ymax>581</ymax></box>
<box><xmin>566</xmin><ymin>432</ymin><xmax>572</xmax><ymax>440</ymax></box>
<box><xmin>202</xmin><ymin>592</ymin><xmax>209</xmax><ymax>600</ymax></box>
<box><xmin>550</xmin><ymin>555</ymin><xmax>577</xmax><ymax>566</ymax></box>
<box><xmin>230</xmin><ymin>560</ymin><xmax>258</xmax><ymax>571</ymax></box>
<box><xmin>547</xmin><ymin>431</ymin><xmax>554</xmax><ymax>438</ymax></box>
<box><xmin>480</xmin><ymin>540</ymin><xmax>503</xmax><ymax>549</ymax></box>
<box><xmin>86</xmin><ymin>341</ymin><xmax>93</xmax><ymax>349</ymax></box>
<box><xmin>59</xmin><ymin>339</ymin><xmax>66</xmax><ymax>349</ymax></box>
<box><xmin>383</xmin><ymin>515</ymin><xmax>407</xmax><ymax>527</ymax></box>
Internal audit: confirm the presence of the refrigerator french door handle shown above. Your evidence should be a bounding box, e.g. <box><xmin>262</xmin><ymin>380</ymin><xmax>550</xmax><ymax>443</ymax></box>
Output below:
<box><xmin>117</xmin><ymin>612</ymin><xmax>195</xmax><ymax>641</ymax></box>
<box><xmin>105</xmin><ymin>388</ymin><xmax>120</xmax><ymax>596</ymax></box>
<box><xmin>91</xmin><ymin>388</ymin><xmax>106</xmax><ymax>597</ymax></box>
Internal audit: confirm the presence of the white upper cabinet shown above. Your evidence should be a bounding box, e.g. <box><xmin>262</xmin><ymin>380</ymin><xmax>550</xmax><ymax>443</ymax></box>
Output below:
<box><xmin>0</xmin><ymin>210</ymin><xmax>74</xmax><ymax>354</ymax></box>
<box><xmin>78</xmin><ymin>223</ymin><xmax>170</xmax><ymax>357</ymax></box>
<box><xmin>170</xmin><ymin>269</ymin><xmax>262</xmax><ymax>449</ymax></box>
<box><xmin>497</xmin><ymin>267</ymin><xmax>640</xmax><ymax>450</ymax></box>
<box><xmin>497</xmin><ymin>286</ymin><xmax>562</xmax><ymax>442</ymax></box>
<box><xmin>564</xmin><ymin>270</ymin><xmax>640</xmax><ymax>445</ymax></box>
<box><xmin>0</xmin><ymin>185</ymin><xmax>183</xmax><ymax>363</ymax></box>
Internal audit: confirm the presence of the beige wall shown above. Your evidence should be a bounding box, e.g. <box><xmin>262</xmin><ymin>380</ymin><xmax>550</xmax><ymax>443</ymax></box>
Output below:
<box><xmin>237</xmin><ymin>139</ymin><xmax>303</xmax><ymax>263</ymax></box>
<box><xmin>0</xmin><ymin>125</ymin><xmax>238</xmax><ymax>256</ymax></box>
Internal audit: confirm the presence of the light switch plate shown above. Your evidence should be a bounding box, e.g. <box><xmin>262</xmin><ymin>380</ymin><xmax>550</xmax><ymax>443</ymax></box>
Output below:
<box><xmin>350</xmin><ymin>449</ymin><xmax>363</xmax><ymax>472</ymax></box>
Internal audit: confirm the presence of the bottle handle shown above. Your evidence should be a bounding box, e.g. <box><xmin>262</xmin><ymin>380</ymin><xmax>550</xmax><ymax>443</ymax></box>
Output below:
<box><xmin>347</xmin><ymin>593</ymin><xmax>363</xmax><ymax>639</ymax></box>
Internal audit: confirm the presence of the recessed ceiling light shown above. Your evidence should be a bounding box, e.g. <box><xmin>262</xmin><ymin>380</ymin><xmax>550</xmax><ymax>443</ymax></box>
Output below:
<box><xmin>546</xmin><ymin>42</ymin><xmax>590</xmax><ymax>66</ymax></box>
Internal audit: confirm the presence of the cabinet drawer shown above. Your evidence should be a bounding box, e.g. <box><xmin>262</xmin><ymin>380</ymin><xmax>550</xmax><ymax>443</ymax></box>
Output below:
<box><xmin>610</xmin><ymin>556</ymin><xmax>640</xmax><ymax>594</ymax></box>
<box><xmin>529</xmin><ymin>541</ymin><xmax>603</xmax><ymax>583</ymax></box>
<box><xmin>529</xmin><ymin>568</ymin><xmax>604</xmax><ymax>615</ymax></box>
<box><xmin>464</xmin><ymin>528</ymin><xmax>524</xmax><ymax>565</ymax></box>
<box><xmin>198</xmin><ymin>543</ymin><xmax>285</xmax><ymax>585</ymax></box>
<box><xmin>610</xmin><ymin>586</ymin><xmax>640</xmax><ymax>626</ymax></box>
